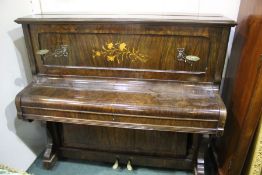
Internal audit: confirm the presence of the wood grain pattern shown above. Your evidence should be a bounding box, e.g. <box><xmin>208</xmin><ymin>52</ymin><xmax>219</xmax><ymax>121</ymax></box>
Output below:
<box><xmin>62</xmin><ymin>124</ymin><xmax>188</xmax><ymax>157</ymax></box>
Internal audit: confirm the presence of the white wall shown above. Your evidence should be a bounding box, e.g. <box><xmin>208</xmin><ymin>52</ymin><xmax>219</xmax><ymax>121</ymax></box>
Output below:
<box><xmin>0</xmin><ymin>0</ymin><xmax>46</xmax><ymax>171</ymax></box>
<box><xmin>36</xmin><ymin>0</ymin><xmax>240</xmax><ymax>19</ymax></box>
<box><xmin>0</xmin><ymin>0</ymin><xmax>241</xmax><ymax>171</ymax></box>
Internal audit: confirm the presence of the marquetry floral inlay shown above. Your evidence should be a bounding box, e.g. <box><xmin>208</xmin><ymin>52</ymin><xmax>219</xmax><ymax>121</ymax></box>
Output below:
<box><xmin>92</xmin><ymin>42</ymin><xmax>147</xmax><ymax>63</ymax></box>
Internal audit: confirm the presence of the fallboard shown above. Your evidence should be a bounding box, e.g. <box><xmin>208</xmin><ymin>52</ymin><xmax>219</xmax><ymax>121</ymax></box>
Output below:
<box><xmin>18</xmin><ymin>14</ymin><xmax>235</xmax><ymax>82</ymax></box>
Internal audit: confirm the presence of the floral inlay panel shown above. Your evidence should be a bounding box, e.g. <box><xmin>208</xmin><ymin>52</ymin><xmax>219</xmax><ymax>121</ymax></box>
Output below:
<box><xmin>92</xmin><ymin>42</ymin><xmax>148</xmax><ymax>64</ymax></box>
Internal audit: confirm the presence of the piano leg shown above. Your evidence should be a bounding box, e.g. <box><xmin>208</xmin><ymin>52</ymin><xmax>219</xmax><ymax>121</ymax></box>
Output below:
<box><xmin>43</xmin><ymin>122</ymin><xmax>57</xmax><ymax>169</ymax></box>
<box><xmin>194</xmin><ymin>135</ymin><xmax>209</xmax><ymax>175</ymax></box>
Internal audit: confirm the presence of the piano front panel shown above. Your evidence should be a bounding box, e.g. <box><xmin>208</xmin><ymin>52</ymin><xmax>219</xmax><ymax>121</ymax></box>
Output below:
<box><xmin>29</xmin><ymin>23</ymin><xmax>228</xmax><ymax>82</ymax></box>
<box><xmin>61</xmin><ymin>124</ymin><xmax>189</xmax><ymax>158</ymax></box>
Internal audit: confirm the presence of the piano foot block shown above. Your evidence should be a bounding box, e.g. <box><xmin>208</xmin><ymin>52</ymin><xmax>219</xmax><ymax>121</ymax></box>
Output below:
<box><xmin>43</xmin><ymin>153</ymin><xmax>57</xmax><ymax>169</ymax></box>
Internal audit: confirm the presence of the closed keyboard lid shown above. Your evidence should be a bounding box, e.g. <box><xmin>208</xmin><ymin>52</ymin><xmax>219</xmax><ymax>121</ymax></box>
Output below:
<box><xmin>16</xmin><ymin>77</ymin><xmax>226</xmax><ymax>135</ymax></box>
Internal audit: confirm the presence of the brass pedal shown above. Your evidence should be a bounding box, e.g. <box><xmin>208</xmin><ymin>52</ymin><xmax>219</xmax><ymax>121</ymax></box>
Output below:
<box><xmin>127</xmin><ymin>160</ymin><xmax>133</xmax><ymax>171</ymax></box>
<box><xmin>112</xmin><ymin>159</ymin><xmax>119</xmax><ymax>170</ymax></box>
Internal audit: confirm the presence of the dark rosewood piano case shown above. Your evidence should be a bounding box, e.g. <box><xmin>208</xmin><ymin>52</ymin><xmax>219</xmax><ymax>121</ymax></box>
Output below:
<box><xmin>15</xmin><ymin>14</ymin><xmax>236</xmax><ymax>174</ymax></box>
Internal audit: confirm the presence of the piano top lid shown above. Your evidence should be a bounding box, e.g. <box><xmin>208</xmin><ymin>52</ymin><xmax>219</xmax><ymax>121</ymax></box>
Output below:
<box><xmin>15</xmin><ymin>13</ymin><xmax>237</xmax><ymax>26</ymax></box>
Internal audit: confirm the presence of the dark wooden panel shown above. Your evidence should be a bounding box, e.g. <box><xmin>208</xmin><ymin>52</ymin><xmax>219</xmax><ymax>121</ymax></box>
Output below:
<box><xmin>61</xmin><ymin>124</ymin><xmax>188</xmax><ymax>157</ymax></box>
<box><xmin>20</xmin><ymin>109</ymin><xmax>219</xmax><ymax>134</ymax></box>
<box><xmin>218</xmin><ymin>15</ymin><xmax>262</xmax><ymax>175</ymax></box>
<box><xmin>39</xmin><ymin>66</ymin><xmax>207</xmax><ymax>82</ymax></box>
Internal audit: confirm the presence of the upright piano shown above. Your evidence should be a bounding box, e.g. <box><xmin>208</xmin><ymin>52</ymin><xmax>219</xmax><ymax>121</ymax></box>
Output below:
<box><xmin>15</xmin><ymin>14</ymin><xmax>236</xmax><ymax>174</ymax></box>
